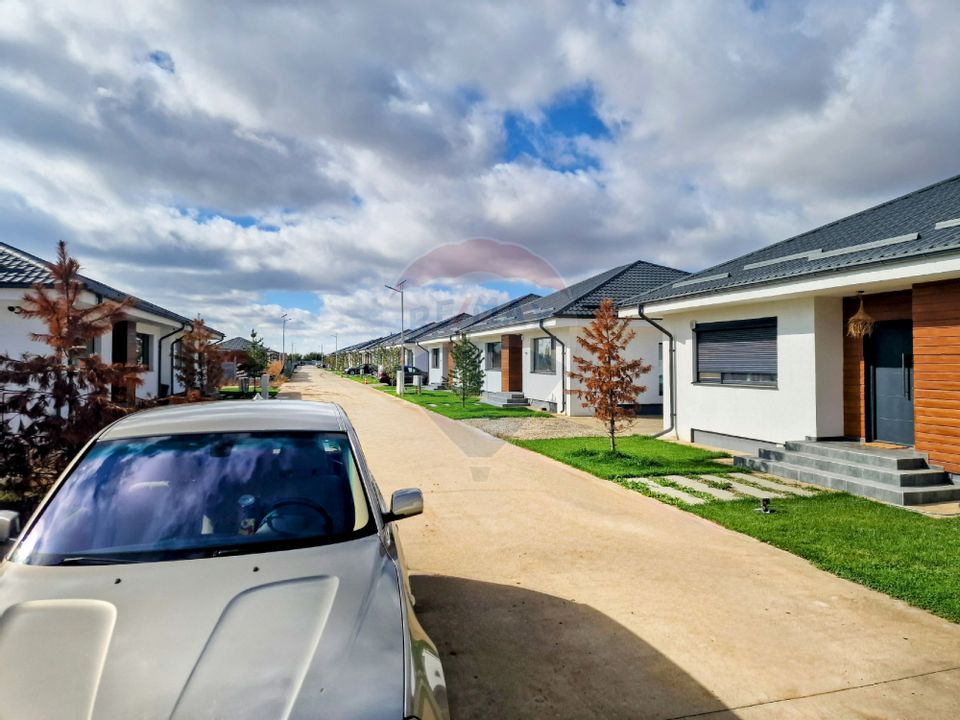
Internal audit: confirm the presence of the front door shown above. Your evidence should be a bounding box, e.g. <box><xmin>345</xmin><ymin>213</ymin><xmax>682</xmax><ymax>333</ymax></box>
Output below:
<box><xmin>868</xmin><ymin>320</ymin><xmax>914</xmax><ymax>445</ymax></box>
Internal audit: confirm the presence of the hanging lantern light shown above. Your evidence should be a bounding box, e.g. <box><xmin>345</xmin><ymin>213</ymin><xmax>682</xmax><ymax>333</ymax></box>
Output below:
<box><xmin>847</xmin><ymin>291</ymin><xmax>875</xmax><ymax>338</ymax></box>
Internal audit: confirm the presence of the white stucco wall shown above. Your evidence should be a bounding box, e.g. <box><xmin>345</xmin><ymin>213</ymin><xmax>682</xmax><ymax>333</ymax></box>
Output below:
<box><xmin>425</xmin><ymin>341</ymin><xmax>451</xmax><ymax>386</ymax></box>
<box><xmin>659</xmin><ymin>296</ymin><xmax>844</xmax><ymax>445</ymax></box>
<box><xmin>469</xmin><ymin>322</ymin><xmax>666</xmax><ymax>416</ymax></box>
<box><xmin>1</xmin><ymin>288</ymin><xmax>187</xmax><ymax>400</ymax></box>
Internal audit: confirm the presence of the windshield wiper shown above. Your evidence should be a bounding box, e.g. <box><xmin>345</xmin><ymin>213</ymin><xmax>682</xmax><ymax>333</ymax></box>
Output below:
<box><xmin>55</xmin><ymin>555</ymin><xmax>145</xmax><ymax>566</ymax></box>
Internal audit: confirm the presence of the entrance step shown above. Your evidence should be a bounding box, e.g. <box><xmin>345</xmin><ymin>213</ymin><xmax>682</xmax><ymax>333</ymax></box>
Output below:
<box><xmin>480</xmin><ymin>391</ymin><xmax>530</xmax><ymax>408</ymax></box>
<box><xmin>758</xmin><ymin>448</ymin><xmax>947</xmax><ymax>487</ymax></box>
<box><xmin>735</xmin><ymin>457</ymin><xmax>960</xmax><ymax>506</ymax></box>
<box><xmin>784</xmin><ymin>440</ymin><xmax>929</xmax><ymax>470</ymax></box>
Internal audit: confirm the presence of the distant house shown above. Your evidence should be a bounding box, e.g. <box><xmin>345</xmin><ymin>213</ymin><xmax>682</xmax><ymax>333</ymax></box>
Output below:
<box><xmin>0</xmin><ymin>241</ymin><xmax>220</xmax><ymax>399</ymax></box>
<box><xmin>622</xmin><ymin>174</ymin><xmax>960</xmax><ymax>503</ymax></box>
<box><xmin>418</xmin><ymin>296</ymin><xmax>539</xmax><ymax>389</ymax></box>
<box><xmin>216</xmin><ymin>336</ymin><xmax>280</xmax><ymax>378</ymax></box>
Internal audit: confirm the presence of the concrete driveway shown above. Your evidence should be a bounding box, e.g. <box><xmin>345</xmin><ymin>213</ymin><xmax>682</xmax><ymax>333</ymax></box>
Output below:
<box><xmin>285</xmin><ymin>368</ymin><xmax>960</xmax><ymax>719</ymax></box>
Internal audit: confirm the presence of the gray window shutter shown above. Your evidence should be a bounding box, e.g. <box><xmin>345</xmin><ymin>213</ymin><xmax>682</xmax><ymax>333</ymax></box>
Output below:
<box><xmin>696</xmin><ymin>318</ymin><xmax>777</xmax><ymax>374</ymax></box>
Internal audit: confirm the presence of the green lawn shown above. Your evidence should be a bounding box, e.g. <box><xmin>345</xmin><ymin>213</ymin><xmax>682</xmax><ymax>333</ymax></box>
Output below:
<box><xmin>512</xmin><ymin>435</ymin><xmax>733</xmax><ymax>477</ymax></box>
<box><xmin>219</xmin><ymin>385</ymin><xmax>280</xmax><ymax>399</ymax></box>
<box><xmin>376</xmin><ymin>387</ymin><xmax>545</xmax><ymax>419</ymax></box>
<box><xmin>691</xmin><ymin>494</ymin><xmax>960</xmax><ymax>623</ymax></box>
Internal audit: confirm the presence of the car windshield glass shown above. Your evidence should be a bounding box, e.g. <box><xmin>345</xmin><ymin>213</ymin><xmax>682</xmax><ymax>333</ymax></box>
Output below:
<box><xmin>13</xmin><ymin>432</ymin><xmax>373</xmax><ymax>566</ymax></box>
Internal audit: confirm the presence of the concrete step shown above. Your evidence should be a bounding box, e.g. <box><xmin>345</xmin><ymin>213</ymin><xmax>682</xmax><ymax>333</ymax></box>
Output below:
<box><xmin>784</xmin><ymin>441</ymin><xmax>929</xmax><ymax>470</ymax></box>
<box><xmin>728</xmin><ymin>472</ymin><xmax>815</xmax><ymax>497</ymax></box>
<box><xmin>628</xmin><ymin>478</ymin><xmax>705</xmax><ymax>505</ymax></box>
<box><xmin>664</xmin><ymin>475</ymin><xmax>737</xmax><ymax>501</ymax></box>
<box><xmin>699</xmin><ymin>474</ymin><xmax>785</xmax><ymax>499</ymax></box>
<box><xmin>736</xmin><ymin>457</ymin><xmax>960</xmax><ymax>506</ymax></box>
<box><xmin>758</xmin><ymin>448</ymin><xmax>948</xmax><ymax>487</ymax></box>
<box><xmin>481</xmin><ymin>391</ymin><xmax>530</xmax><ymax>408</ymax></box>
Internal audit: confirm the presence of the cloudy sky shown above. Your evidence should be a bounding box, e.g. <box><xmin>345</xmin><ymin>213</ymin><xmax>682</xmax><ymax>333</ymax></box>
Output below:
<box><xmin>2</xmin><ymin>0</ymin><xmax>959</xmax><ymax>351</ymax></box>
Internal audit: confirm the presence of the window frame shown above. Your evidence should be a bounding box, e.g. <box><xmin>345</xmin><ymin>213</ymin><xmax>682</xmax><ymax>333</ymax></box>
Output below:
<box><xmin>531</xmin><ymin>336</ymin><xmax>556</xmax><ymax>374</ymax></box>
<box><xmin>485</xmin><ymin>341</ymin><xmax>502</xmax><ymax>371</ymax></box>
<box><xmin>136</xmin><ymin>332</ymin><xmax>153</xmax><ymax>370</ymax></box>
<box><xmin>430</xmin><ymin>348</ymin><xmax>440</xmax><ymax>369</ymax></box>
<box><xmin>694</xmin><ymin>317</ymin><xmax>778</xmax><ymax>388</ymax></box>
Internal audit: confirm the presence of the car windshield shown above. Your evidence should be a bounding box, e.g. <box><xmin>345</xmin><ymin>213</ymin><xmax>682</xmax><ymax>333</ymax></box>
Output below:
<box><xmin>13</xmin><ymin>431</ymin><xmax>374</xmax><ymax>566</ymax></box>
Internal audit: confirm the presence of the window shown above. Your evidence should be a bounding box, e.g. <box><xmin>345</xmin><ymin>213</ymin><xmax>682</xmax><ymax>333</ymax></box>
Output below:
<box><xmin>532</xmin><ymin>337</ymin><xmax>555</xmax><ymax>373</ymax></box>
<box><xmin>136</xmin><ymin>333</ymin><xmax>153</xmax><ymax>369</ymax></box>
<box><xmin>431</xmin><ymin>348</ymin><xmax>440</xmax><ymax>369</ymax></box>
<box><xmin>485</xmin><ymin>342</ymin><xmax>502</xmax><ymax>370</ymax></box>
<box><xmin>13</xmin><ymin>432</ymin><xmax>374</xmax><ymax>566</ymax></box>
<box><xmin>695</xmin><ymin>318</ymin><xmax>777</xmax><ymax>386</ymax></box>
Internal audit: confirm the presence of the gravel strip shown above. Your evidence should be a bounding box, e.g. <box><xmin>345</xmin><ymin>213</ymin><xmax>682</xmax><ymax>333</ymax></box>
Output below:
<box><xmin>462</xmin><ymin>416</ymin><xmax>610</xmax><ymax>440</ymax></box>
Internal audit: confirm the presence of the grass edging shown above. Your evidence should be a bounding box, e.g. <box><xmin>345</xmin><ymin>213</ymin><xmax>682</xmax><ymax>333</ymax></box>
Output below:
<box><xmin>510</xmin><ymin>434</ymin><xmax>960</xmax><ymax>623</ymax></box>
<box><xmin>689</xmin><ymin>494</ymin><xmax>960</xmax><ymax>623</ymax></box>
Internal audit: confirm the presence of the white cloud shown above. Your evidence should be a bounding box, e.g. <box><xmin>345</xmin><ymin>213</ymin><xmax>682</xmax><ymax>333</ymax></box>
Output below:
<box><xmin>1</xmin><ymin>0</ymin><xmax>959</xmax><ymax>351</ymax></box>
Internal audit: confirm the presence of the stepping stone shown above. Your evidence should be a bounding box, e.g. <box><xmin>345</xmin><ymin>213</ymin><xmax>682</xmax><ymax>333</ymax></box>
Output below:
<box><xmin>700</xmin><ymin>475</ymin><xmax>784</xmax><ymax>499</ymax></box>
<box><xmin>730</xmin><ymin>472</ymin><xmax>814</xmax><ymax>497</ymax></box>
<box><xmin>664</xmin><ymin>475</ymin><xmax>737</xmax><ymax>501</ymax></box>
<box><xmin>627</xmin><ymin>478</ymin><xmax>705</xmax><ymax>505</ymax></box>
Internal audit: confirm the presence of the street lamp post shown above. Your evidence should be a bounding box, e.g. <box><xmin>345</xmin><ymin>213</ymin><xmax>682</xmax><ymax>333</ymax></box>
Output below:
<box><xmin>332</xmin><ymin>334</ymin><xmax>338</xmax><ymax>370</ymax></box>
<box><xmin>385</xmin><ymin>280</ymin><xmax>407</xmax><ymax>395</ymax></box>
<box><xmin>280</xmin><ymin>313</ymin><xmax>289</xmax><ymax>368</ymax></box>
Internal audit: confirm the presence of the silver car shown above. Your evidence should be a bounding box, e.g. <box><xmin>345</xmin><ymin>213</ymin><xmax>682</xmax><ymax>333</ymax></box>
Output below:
<box><xmin>0</xmin><ymin>400</ymin><xmax>449</xmax><ymax>720</ymax></box>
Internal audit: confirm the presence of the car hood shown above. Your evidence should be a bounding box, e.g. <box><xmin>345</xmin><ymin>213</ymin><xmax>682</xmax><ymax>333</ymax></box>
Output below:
<box><xmin>0</xmin><ymin>534</ymin><xmax>405</xmax><ymax>720</ymax></box>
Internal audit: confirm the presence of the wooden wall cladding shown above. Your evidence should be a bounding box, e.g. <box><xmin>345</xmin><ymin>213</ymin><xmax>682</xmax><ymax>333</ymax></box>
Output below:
<box><xmin>913</xmin><ymin>279</ymin><xmax>960</xmax><ymax>473</ymax></box>
<box><xmin>501</xmin><ymin>334</ymin><xmax>523</xmax><ymax>393</ymax></box>
<box><xmin>842</xmin><ymin>291</ymin><xmax>912</xmax><ymax>439</ymax></box>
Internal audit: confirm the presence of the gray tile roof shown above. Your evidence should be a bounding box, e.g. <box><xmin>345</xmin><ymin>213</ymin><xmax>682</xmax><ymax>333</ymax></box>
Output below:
<box><xmin>216</xmin><ymin>336</ymin><xmax>279</xmax><ymax>353</ymax></box>
<box><xmin>463</xmin><ymin>261</ymin><xmax>688</xmax><ymax>334</ymax></box>
<box><xmin>633</xmin><ymin>173</ymin><xmax>960</xmax><ymax>306</ymax></box>
<box><xmin>0</xmin><ymin>241</ymin><xmax>217</xmax><ymax>331</ymax></box>
<box><xmin>431</xmin><ymin>293</ymin><xmax>543</xmax><ymax>338</ymax></box>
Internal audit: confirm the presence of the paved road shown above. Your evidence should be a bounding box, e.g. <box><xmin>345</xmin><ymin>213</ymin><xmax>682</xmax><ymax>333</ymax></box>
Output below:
<box><xmin>286</xmin><ymin>368</ymin><xmax>960</xmax><ymax>719</ymax></box>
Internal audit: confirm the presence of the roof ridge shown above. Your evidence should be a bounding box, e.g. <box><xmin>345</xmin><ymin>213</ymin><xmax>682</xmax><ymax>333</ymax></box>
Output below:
<box><xmin>553</xmin><ymin>262</ymin><xmax>633</xmax><ymax>314</ymax></box>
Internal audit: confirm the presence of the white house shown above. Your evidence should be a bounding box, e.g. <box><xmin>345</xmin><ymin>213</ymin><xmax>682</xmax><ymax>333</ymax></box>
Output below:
<box><xmin>1</xmin><ymin>241</ymin><xmax>219</xmax><ymax>400</ymax></box>
<box><xmin>418</xmin><ymin>295</ymin><xmax>539</xmax><ymax>389</ymax></box>
<box><xmin>421</xmin><ymin>262</ymin><xmax>688</xmax><ymax>415</ymax></box>
<box><xmin>621</xmin><ymin>175</ymin><xmax>960</xmax><ymax>504</ymax></box>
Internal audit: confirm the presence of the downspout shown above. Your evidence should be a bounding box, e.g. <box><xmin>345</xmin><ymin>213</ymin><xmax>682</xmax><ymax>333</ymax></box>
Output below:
<box><xmin>637</xmin><ymin>307</ymin><xmax>675</xmax><ymax>439</ymax></box>
<box><xmin>538</xmin><ymin>319</ymin><xmax>566</xmax><ymax>414</ymax></box>
<box><xmin>157</xmin><ymin>321</ymin><xmax>187</xmax><ymax>397</ymax></box>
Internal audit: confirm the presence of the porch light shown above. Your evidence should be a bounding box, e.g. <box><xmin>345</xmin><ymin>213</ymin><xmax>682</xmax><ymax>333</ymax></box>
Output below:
<box><xmin>847</xmin><ymin>292</ymin><xmax>875</xmax><ymax>338</ymax></box>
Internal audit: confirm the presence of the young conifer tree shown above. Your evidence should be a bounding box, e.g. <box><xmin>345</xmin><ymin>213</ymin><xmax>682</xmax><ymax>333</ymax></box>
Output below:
<box><xmin>448</xmin><ymin>332</ymin><xmax>484</xmax><ymax>407</ymax></box>
<box><xmin>176</xmin><ymin>317</ymin><xmax>224</xmax><ymax>397</ymax></box>
<box><xmin>0</xmin><ymin>241</ymin><xmax>145</xmax><ymax>502</ymax></box>
<box><xmin>568</xmin><ymin>298</ymin><xmax>651</xmax><ymax>452</ymax></box>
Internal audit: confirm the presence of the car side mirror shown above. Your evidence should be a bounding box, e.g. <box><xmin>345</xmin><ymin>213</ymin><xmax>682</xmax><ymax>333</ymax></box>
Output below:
<box><xmin>0</xmin><ymin>510</ymin><xmax>21</xmax><ymax>544</ymax></box>
<box><xmin>386</xmin><ymin>488</ymin><xmax>423</xmax><ymax>522</ymax></box>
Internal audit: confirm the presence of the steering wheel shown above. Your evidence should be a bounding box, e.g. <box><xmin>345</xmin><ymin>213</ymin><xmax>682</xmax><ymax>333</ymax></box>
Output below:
<box><xmin>258</xmin><ymin>497</ymin><xmax>334</xmax><ymax>536</ymax></box>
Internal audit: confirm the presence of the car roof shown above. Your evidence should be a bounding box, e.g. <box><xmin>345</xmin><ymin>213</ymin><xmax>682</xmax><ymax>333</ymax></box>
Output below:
<box><xmin>99</xmin><ymin>400</ymin><xmax>347</xmax><ymax>440</ymax></box>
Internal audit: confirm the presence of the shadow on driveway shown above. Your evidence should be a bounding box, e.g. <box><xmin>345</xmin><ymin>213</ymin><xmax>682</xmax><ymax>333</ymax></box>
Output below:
<box><xmin>411</xmin><ymin>574</ymin><xmax>733</xmax><ymax>720</ymax></box>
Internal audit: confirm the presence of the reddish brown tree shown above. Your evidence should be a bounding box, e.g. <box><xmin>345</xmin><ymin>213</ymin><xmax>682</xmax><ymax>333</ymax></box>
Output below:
<box><xmin>0</xmin><ymin>241</ymin><xmax>145</xmax><ymax>509</ymax></box>
<box><xmin>176</xmin><ymin>317</ymin><xmax>224</xmax><ymax>397</ymax></box>
<box><xmin>568</xmin><ymin>298</ymin><xmax>651</xmax><ymax>452</ymax></box>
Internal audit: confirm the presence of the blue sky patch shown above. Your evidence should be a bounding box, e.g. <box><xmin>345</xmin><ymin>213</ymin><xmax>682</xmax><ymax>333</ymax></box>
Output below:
<box><xmin>263</xmin><ymin>290</ymin><xmax>323</xmax><ymax>313</ymax></box>
<box><xmin>502</xmin><ymin>86</ymin><xmax>611</xmax><ymax>171</ymax></box>
<box><xmin>148</xmin><ymin>50</ymin><xmax>175</xmax><ymax>73</ymax></box>
<box><xmin>186</xmin><ymin>208</ymin><xmax>280</xmax><ymax>232</ymax></box>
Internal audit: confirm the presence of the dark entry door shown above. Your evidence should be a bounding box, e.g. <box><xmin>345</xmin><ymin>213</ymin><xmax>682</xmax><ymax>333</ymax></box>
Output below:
<box><xmin>869</xmin><ymin>320</ymin><xmax>914</xmax><ymax>445</ymax></box>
